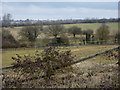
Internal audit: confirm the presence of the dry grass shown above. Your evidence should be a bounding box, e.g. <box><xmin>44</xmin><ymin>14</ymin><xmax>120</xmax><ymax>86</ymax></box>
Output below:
<box><xmin>2</xmin><ymin>45</ymin><xmax>117</xmax><ymax>68</ymax></box>
<box><xmin>2</xmin><ymin>56</ymin><xmax>119</xmax><ymax>88</ymax></box>
<box><xmin>1</xmin><ymin>45</ymin><xmax>119</xmax><ymax>88</ymax></box>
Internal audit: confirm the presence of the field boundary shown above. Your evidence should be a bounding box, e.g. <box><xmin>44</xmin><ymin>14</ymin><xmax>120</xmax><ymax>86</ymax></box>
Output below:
<box><xmin>2</xmin><ymin>43</ymin><xmax>118</xmax><ymax>51</ymax></box>
<box><xmin>72</xmin><ymin>46</ymin><xmax>119</xmax><ymax>65</ymax></box>
<box><xmin>1</xmin><ymin>46</ymin><xmax>119</xmax><ymax>71</ymax></box>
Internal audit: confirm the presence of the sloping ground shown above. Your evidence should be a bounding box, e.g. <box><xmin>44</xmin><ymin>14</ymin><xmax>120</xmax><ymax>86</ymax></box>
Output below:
<box><xmin>1</xmin><ymin>45</ymin><xmax>119</xmax><ymax>88</ymax></box>
<box><xmin>2</xmin><ymin>59</ymin><xmax>118</xmax><ymax>88</ymax></box>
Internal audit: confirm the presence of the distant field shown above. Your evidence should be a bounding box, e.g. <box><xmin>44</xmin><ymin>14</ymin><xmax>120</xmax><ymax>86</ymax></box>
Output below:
<box><xmin>15</xmin><ymin>22</ymin><xmax>118</xmax><ymax>31</ymax></box>
<box><xmin>2</xmin><ymin>45</ymin><xmax>118</xmax><ymax>68</ymax></box>
<box><xmin>6</xmin><ymin>22</ymin><xmax>118</xmax><ymax>39</ymax></box>
<box><xmin>64</xmin><ymin>23</ymin><xmax>118</xmax><ymax>34</ymax></box>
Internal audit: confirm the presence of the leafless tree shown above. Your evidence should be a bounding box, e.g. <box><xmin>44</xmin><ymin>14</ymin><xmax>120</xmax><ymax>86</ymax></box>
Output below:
<box><xmin>2</xmin><ymin>13</ymin><xmax>12</xmax><ymax>27</ymax></box>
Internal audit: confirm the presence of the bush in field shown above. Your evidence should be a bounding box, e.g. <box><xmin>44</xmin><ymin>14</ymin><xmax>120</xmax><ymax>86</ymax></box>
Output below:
<box><xmin>2</xmin><ymin>29</ymin><xmax>19</xmax><ymax>48</ymax></box>
<box><xmin>50</xmin><ymin>35</ymin><xmax>69</xmax><ymax>46</ymax></box>
<box><xmin>18</xmin><ymin>41</ymin><xmax>28</xmax><ymax>47</ymax></box>
<box><xmin>18</xmin><ymin>40</ymin><xmax>39</xmax><ymax>48</ymax></box>
<box><xmin>10</xmin><ymin>47</ymin><xmax>74</xmax><ymax>82</ymax></box>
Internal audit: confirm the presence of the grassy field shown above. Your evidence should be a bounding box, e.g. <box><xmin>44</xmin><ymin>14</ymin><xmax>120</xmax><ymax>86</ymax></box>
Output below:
<box><xmin>64</xmin><ymin>22</ymin><xmax>118</xmax><ymax>33</ymax></box>
<box><xmin>1</xmin><ymin>22</ymin><xmax>119</xmax><ymax>88</ymax></box>
<box><xmin>1</xmin><ymin>45</ymin><xmax>118</xmax><ymax>68</ymax></box>
<box><xmin>15</xmin><ymin>22</ymin><xmax>118</xmax><ymax>31</ymax></box>
<box><xmin>5</xmin><ymin>22</ymin><xmax>118</xmax><ymax>39</ymax></box>
<box><xmin>2</xmin><ymin>45</ymin><xmax>119</xmax><ymax>88</ymax></box>
<box><xmin>1</xmin><ymin>22</ymin><xmax>118</xmax><ymax>67</ymax></box>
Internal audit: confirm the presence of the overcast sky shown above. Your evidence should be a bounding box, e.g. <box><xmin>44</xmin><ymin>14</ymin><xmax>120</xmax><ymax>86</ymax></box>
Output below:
<box><xmin>1</xmin><ymin>2</ymin><xmax>118</xmax><ymax>20</ymax></box>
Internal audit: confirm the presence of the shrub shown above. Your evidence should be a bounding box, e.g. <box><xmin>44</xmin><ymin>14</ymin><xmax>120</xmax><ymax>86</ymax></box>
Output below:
<box><xmin>50</xmin><ymin>36</ymin><xmax>69</xmax><ymax>46</ymax></box>
<box><xmin>2</xmin><ymin>41</ymin><xmax>18</xmax><ymax>48</ymax></box>
<box><xmin>11</xmin><ymin>47</ymin><xmax>74</xmax><ymax>81</ymax></box>
<box><xmin>19</xmin><ymin>42</ymin><xmax>28</xmax><ymax>47</ymax></box>
<box><xmin>18</xmin><ymin>41</ymin><xmax>37</xmax><ymax>48</ymax></box>
<box><xmin>102</xmin><ymin>49</ymin><xmax>118</xmax><ymax>61</ymax></box>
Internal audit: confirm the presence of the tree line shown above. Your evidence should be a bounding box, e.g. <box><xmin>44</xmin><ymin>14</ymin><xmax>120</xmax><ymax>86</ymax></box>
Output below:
<box><xmin>1</xmin><ymin>13</ymin><xmax>119</xmax><ymax>27</ymax></box>
<box><xmin>1</xmin><ymin>22</ymin><xmax>119</xmax><ymax>48</ymax></box>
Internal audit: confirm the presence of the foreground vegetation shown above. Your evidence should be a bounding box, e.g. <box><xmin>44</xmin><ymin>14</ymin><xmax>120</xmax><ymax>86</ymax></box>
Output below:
<box><xmin>1</xmin><ymin>45</ymin><xmax>119</xmax><ymax>88</ymax></box>
<box><xmin>2</xmin><ymin>61</ymin><xmax>118</xmax><ymax>88</ymax></box>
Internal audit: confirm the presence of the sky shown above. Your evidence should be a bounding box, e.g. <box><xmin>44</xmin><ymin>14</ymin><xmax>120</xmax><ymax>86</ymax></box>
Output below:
<box><xmin>1</xmin><ymin>0</ymin><xmax>120</xmax><ymax>2</ymax></box>
<box><xmin>1</xmin><ymin>2</ymin><xmax>118</xmax><ymax>20</ymax></box>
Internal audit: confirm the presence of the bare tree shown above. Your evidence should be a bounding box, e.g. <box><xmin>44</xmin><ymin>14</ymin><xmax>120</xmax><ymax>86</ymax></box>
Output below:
<box><xmin>96</xmin><ymin>23</ymin><xmax>110</xmax><ymax>44</ymax></box>
<box><xmin>2</xmin><ymin>13</ymin><xmax>12</xmax><ymax>27</ymax></box>
<box><xmin>68</xmin><ymin>26</ymin><xmax>82</xmax><ymax>37</ymax></box>
<box><xmin>47</xmin><ymin>24</ymin><xmax>64</xmax><ymax>38</ymax></box>
<box><xmin>19</xmin><ymin>26</ymin><xmax>42</xmax><ymax>42</ymax></box>
<box><xmin>82</xmin><ymin>29</ymin><xmax>93</xmax><ymax>43</ymax></box>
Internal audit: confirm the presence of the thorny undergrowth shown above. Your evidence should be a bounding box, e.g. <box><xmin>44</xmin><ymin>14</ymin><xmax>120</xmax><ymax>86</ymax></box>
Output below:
<box><xmin>2</xmin><ymin>47</ymin><xmax>119</xmax><ymax>88</ymax></box>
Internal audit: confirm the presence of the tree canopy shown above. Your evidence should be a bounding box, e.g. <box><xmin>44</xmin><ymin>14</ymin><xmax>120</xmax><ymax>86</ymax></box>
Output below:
<box><xmin>47</xmin><ymin>24</ymin><xmax>64</xmax><ymax>38</ymax></box>
<box><xmin>68</xmin><ymin>26</ymin><xmax>82</xmax><ymax>37</ymax></box>
<box><xmin>19</xmin><ymin>26</ymin><xmax>42</xmax><ymax>42</ymax></box>
<box><xmin>96</xmin><ymin>23</ymin><xmax>110</xmax><ymax>43</ymax></box>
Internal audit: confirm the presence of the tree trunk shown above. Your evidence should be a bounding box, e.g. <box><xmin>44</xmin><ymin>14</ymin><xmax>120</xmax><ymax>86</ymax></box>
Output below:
<box><xmin>73</xmin><ymin>34</ymin><xmax>76</xmax><ymax>37</ymax></box>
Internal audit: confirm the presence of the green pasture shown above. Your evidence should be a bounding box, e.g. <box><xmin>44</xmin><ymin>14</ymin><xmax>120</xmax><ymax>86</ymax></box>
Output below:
<box><xmin>15</xmin><ymin>22</ymin><xmax>118</xmax><ymax>32</ymax></box>
<box><xmin>7</xmin><ymin>22</ymin><xmax>118</xmax><ymax>39</ymax></box>
<box><xmin>15</xmin><ymin>22</ymin><xmax>118</xmax><ymax>31</ymax></box>
<box><xmin>2</xmin><ymin>22</ymin><xmax>119</xmax><ymax>68</ymax></box>
<box><xmin>64</xmin><ymin>23</ymin><xmax>118</xmax><ymax>32</ymax></box>
<box><xmin>1</xmin><ymin>45</ymin><xmax>118</xmax><ymax>68</ymax></box>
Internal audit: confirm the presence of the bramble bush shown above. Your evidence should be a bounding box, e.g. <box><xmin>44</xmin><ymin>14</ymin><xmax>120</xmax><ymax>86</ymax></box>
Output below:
<box><xmin>2</xmin><ymin>47</ymin><xmax>119</xmax><ymax>88</ymax></box>
<box><xmin>11</xmin><ymin>47</ymin><xmax>74</xmax><ymax>81</ymax></box>
<box><xmin>103</xmin><ymin>49</ymin><xmax>118</xmax><ymax>61</ymax></box>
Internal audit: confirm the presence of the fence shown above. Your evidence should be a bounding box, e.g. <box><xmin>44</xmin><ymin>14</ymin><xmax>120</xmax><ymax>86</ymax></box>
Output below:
<box><xmin>1</xmin><ymin>46</ymin><xmax>119</xmax><ymax>71</ymax></box>
<box><xmin>2</xmin><ymin>40</ymin><xmax>118</xmax><ymax>51</ymax></box>
<box><xmin>72</xmin><ymin>46</ymin><xmax>119</xmax><ymax>65</ymax></box>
